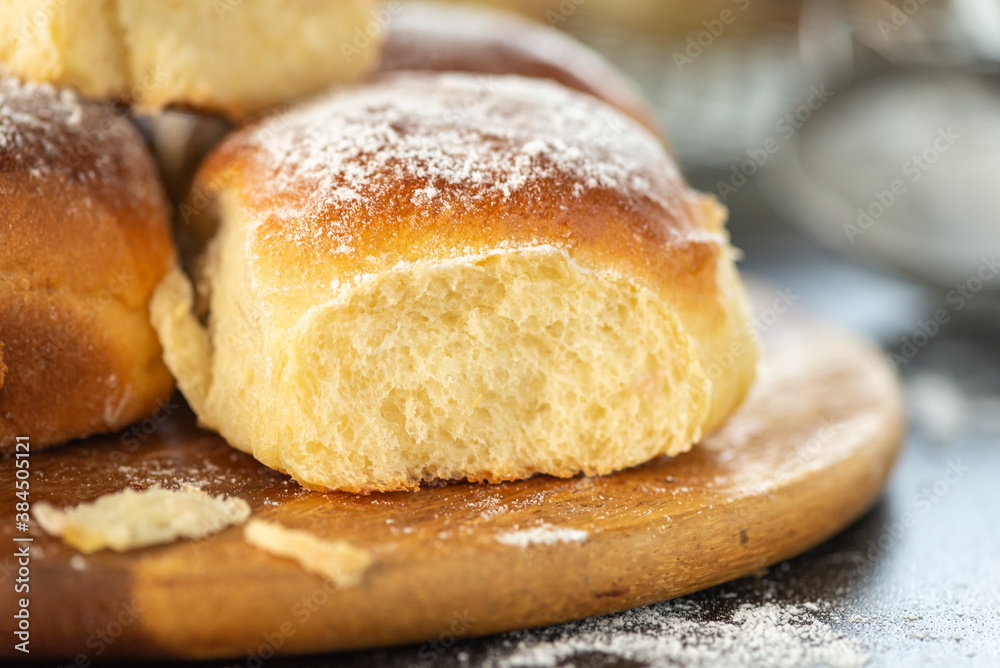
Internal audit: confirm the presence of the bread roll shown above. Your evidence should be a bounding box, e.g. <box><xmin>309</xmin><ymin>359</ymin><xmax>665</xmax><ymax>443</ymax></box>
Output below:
<box><xmin>0</xmin><ymin>0</ymin><xmax>382</xmax><ymax>117</ymax></box>
<box><xmin>378</xmin><ymin>1</ymin><xmax>661</xmax><ymax>135</ymax></box>
<box><xmin>153</xmin><ymin>72</ymin><xmax>756</xmax><ymax>493</ymax></box>
<box><xmin>0</xmin><ymin>77</ymin><xmax>176</xmax><ymax>453</ymax></box>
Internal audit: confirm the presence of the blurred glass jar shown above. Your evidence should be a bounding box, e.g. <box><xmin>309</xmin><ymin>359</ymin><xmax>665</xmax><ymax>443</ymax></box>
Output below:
<box><xmin>759</xmin><ymin>0</ymin><xmax>1000</xmax><ymax>292</ymax></box>
<box><xmin>558</xmin><ymin>0</ymin><xmax>808</xmax><ymax>169</ymax></box>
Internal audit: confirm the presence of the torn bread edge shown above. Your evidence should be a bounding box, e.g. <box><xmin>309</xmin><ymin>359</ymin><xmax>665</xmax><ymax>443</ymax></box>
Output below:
<box><xmin>33</xmin><ymin>484</ymin><xmax>251</xmax><ymax>553</ymax></box>
<box><xmin>244</xmin><ymin>519</ymin><xmax>372</xmax><ymax>587</ymax></box>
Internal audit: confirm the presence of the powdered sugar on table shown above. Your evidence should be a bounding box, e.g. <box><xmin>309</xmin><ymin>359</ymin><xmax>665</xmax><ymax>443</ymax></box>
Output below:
<box><xmin>495</xmin><ymin>523</ymin><xmax>589</xmax><ymax>547</ymax></box>
<box><xmin>484</xmin><ymin>598</ymin><xmax>870</xmax><ymax>668</ymax></box>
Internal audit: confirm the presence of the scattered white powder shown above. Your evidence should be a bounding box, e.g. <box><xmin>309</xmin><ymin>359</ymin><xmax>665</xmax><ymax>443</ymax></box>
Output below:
<box><xmin>495</xmin><ymin>523</ymin><xmax>589</xmax><ymax>547</ymax></box>
<box><xmin>1</xmin><ymin>78</ymin><xmax>85</xmax><ymax>165</ymax></box>
<box><xmin>0</xmin><ymin>76</ymin><xmax>155</xmax><ymax>197</ymax></box>
<box><xmin>236</xmin><ymin>72</ymin><xmax>691</xmax><ymax>249</ymax></box>
<box><xmin>114</xmin><ymin>459</ymin><xmax>249</xmax><ymax>491</ymax></box>
<box><xmin>0</xmin><ymin>78</ymin><xmax>77</xmax><ymax>142</ymax></box>
<box><xmin>484</xmin><ymin>600</ymin><xmax>870</xmax><ymax>668</ymax></box>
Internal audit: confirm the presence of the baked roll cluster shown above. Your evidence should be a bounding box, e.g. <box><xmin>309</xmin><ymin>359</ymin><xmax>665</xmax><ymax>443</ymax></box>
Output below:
<box><xmin>2</xmin><ymin>1</ymin><xmax>756</xmax><ymax>492</ymax></box>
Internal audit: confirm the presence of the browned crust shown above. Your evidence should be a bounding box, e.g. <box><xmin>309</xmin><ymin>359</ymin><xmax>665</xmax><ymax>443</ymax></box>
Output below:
<box><xmin>194</xmin><ymin>74</ymin><xmax>716</xmax><ymax>315</ymax></box>
<box><xmin>0</xmin><ymin>288</ymin><xmax>172</xmax><ymax>450</ymax></box>
<box><xmin>377</xmin><ymin>1</ymin><xmax>662</xmax><ymax>136</ymax></box>
<box><xmin>0</xmin><ymin>79</ymin><xmax>177</xmax><ymax>452</ymax></box>
<box><xmin>244</xmin><ymin>172</ymin><xmax>723</xmax><ymax>332</ymax></box>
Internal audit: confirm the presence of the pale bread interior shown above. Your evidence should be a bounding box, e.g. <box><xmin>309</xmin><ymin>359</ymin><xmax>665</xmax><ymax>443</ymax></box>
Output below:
<box><xmin>152</xmin><ymin>200</ymin><xmax>713</xmax><ymax>493</ymax></box>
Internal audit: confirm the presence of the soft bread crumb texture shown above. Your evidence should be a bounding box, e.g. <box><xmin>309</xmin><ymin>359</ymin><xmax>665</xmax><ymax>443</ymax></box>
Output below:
<box><xmin>0</xmin><ymin>0</ymin><xmax>382</xmax><ymax>116</ymax></box>
<box><xmin>32</xmin><ymin>485</ymin><xmax>250</xmax><ymax>553</ymax></box>
<box><xmin>155</xmin><ymin>247</ymin><xmax>711</xmax><ymax>493</ymax></box>
<box><xmin>154</xmin><ymin>74</ymin><xmax>757</xmax><ymax>493</ymax></box>
<box><xmin>244</xmin><ymin>519</ymin><xmax>373</xmax><ymax>587</ymax></box>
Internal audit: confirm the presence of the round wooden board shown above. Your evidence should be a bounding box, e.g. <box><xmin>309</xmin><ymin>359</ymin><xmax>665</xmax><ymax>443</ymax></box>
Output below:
<box><xmin>0</xmin><ymin>317</ymin><xmax>903</xmax><ymax>661</ymax></box>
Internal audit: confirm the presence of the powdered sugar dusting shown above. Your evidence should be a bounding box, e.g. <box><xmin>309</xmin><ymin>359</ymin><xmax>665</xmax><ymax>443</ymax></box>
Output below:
<box><xmin>485</xmin><ymin>599</ymin><xmax>870</xmax><ymax>668</ymax></box>
<box><xmin>1</xmin><ymin>78</ymin><xmax>84</xmax><ymax>164</ymax></box>
<box><xmin>240</xmin><ymin>72</ymin><xmax>677</xmax><ymax>248</ymax></box>
<box><xmin>0</xmin><ymin>76</ymin><xmax>146</xmax><ymax>190</ymax></box>
<box><xmin>495</xmin><ymin>523</ymin><xmax>589</xmax><ymax>547</ymax></box>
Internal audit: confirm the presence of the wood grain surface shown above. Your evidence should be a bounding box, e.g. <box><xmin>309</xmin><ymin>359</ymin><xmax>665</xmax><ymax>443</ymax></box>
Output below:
<box><xmin>0</xmin><ymin>318</ymin><xmax>904</xmax><ymax>661</ymax></box>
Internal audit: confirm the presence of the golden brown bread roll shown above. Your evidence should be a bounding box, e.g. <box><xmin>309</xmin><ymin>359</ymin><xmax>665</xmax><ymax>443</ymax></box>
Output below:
<box><xmin>378</xmin><ymin>1</ymin><xmax>662</xmax><ymax>136</ymax></box>
<box><xmin>153</xmin><ymin>72</ymin><xmax>756</xmax><ymax>493</ymax></box>
<box><xmin>0</xmin><ymin>77</ymin><xmax>176</xmax><ymax>452</ymax></box>
<box><xmin>0</xmin><ymin>0</ymin><xmax>382</xmax><ymax>118</ymax></box>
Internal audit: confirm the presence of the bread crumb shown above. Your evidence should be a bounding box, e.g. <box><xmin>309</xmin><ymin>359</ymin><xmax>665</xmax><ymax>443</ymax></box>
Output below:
<box><xmin>32</xmin><ymin>485</ymin><xmax>250</xmax><ymax>553</ymax></box>
<box><xmin>243</xmin><ymin>519</ymin><xmax>372</xmax><ymax>587</ymax></box>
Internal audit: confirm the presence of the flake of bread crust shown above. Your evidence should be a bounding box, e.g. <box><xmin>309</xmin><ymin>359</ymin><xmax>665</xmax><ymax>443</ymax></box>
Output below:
<box><xmin>32</xmin><ymin>484</ymin><xmax>250</xmax><ymax>553</ymax></box>
<box><xmin>243</xmin><ymin>519</ymin><xmax>372</xmax><ymax>587</ymax></box>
